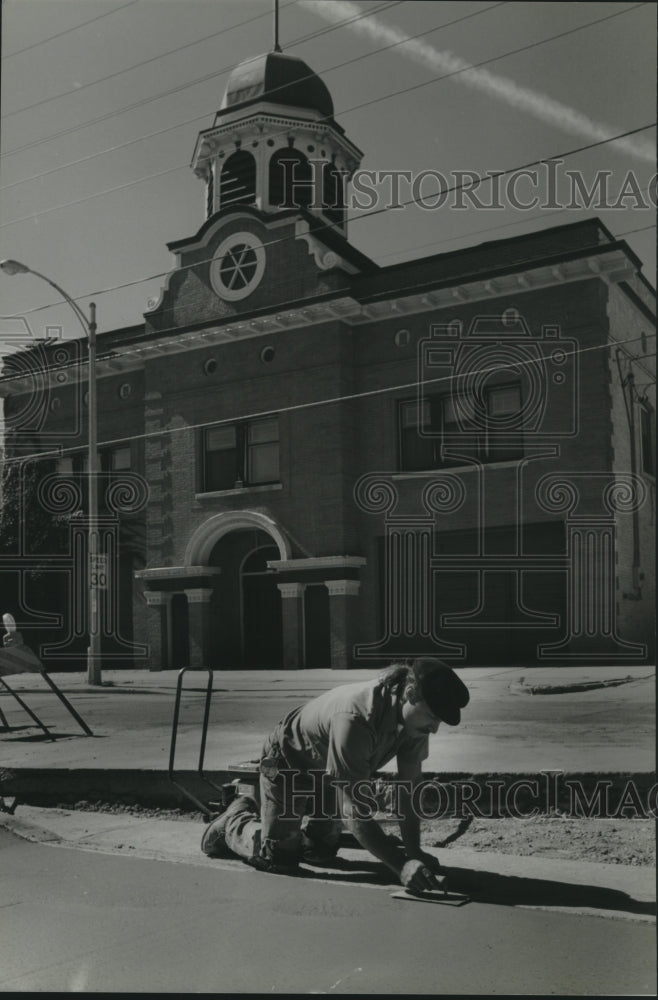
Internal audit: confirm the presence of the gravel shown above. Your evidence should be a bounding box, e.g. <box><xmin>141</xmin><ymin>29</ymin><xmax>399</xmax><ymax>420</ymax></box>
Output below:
<box><xmin>61</xmin><ymin>800</ymin><xmax>655</xmax><ymax>868</ymax></box>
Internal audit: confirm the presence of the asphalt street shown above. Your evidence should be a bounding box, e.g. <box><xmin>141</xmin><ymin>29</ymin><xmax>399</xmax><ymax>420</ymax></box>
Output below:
<box><xmin>0</xmin><ymin>827</ymin><xmax>655</xmax><ymax>995</ymax></box>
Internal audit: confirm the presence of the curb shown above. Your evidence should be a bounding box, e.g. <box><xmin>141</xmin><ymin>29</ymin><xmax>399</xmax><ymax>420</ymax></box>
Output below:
<box><xmin>1</xmin><ymin>767</ymin><xmax>655</xmax><ymax>816</ymax></box>
<box><xmin>510</xmin><ymin>673</ymin><xmax>655</xmax><ymax>695</ymax></box>
<box><xmin>1</xmin><ymin>806</ymin><xmax>654</xmax><ymax>923</ymax></box>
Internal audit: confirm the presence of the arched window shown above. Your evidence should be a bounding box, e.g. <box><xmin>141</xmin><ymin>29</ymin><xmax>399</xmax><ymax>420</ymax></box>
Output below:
<box><xmin>322</xmin><ymin>163</ymin><xmax>344</xmax><ymax>225</ymax></box>
<box><xmin>219</xmin><ymin>150</ymin><xmax>257</xmax><ymax>208</ymax></box>
<box><xmin>269</xmin><ymin>148</ymin><xmax>313</xmax><ymax>209</ymax></box>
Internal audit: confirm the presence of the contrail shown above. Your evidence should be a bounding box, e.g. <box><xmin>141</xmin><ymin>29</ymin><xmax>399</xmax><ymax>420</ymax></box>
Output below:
<box><xmin>302</xmin><ymin>0</ymin><xmax>655</xmax><ymax>163</ymax></box>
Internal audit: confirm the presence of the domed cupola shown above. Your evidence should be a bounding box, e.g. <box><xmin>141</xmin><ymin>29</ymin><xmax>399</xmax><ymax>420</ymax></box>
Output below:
<box><xmin>220</xmin><ymin>51</ymin><xmax>335</xmax><ymax>121</ymax></box>
<box><xmin>191</xmin><ymin>45</ymin><xmax>362</xmax><ymax>235</ymax></box>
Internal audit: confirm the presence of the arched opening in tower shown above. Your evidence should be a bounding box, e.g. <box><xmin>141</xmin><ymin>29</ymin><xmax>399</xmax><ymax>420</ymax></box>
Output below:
<box><xmin>219</xmin><ymin>150</ymin><xmax>257</xmax><ymax>209</ymax></box>
<box><xmin>269</xmin><ymin>148</ymin><xmax>313</xmax><ymax>210</ymax></box>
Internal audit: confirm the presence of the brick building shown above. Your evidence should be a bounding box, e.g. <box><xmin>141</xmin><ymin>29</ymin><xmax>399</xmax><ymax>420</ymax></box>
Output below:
<box><xmin>1</xmin><ymin>50</ymin><xmax>655</xmax><ymax>669</ymax></box>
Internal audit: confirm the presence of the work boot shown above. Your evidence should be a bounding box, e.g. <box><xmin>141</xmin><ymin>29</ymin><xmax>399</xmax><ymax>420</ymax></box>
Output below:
<box><xmin>200</xmin><ymin>795</ymin><xmax>257</xmax><ymax>858</ymax></box>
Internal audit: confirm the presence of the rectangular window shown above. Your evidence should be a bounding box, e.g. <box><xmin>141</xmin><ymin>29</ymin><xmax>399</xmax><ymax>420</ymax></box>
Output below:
<box><xmin>247</xmin><ymin>418</ymin><xmax>279</xmax><ymax>484</ymax></box>
<box><xmin>110</xmin><ymin>446</ymin><xmax>131</xmax><ymax>471</ymax></box>
<box><xmin>204</xmin><ymin>425</ymin><xmax>238</xmax><ymax>491</ymax></box>
<box><xmin>485</xmin><ymin>384</ymin><xmax>524</xmax><ymax>461</ymax></box>
<box><xmin>399</xmin><ymin>399</ymin><xmax>435</xmax><ymax>471</ymax></box>
<box><xmin>398</xmin><ymin>383</ymin><xmax>523</xmax><ymax>471</ymax></box>
<box><xmin>640</xmin><ymin>403</ymin><xmax>655</xmax><ymax>477</ymax></box>
<box><xmin>202</xmin><ymin>417</ymin><xmax>280</xmax><ymax>492</ymax></box>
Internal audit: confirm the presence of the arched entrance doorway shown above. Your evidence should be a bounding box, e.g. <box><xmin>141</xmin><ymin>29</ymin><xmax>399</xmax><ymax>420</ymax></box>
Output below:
<box><xmin>208</xmin><ymin>528</ymin><xmax>283</xmax><ymax>668</ymax></box>
<box><xmin>241</xmin><ymin>545</ymin><xmax>282</xmax><ymax>667</ymax></box>
<box><xmin>184</xmin><ymin>510</ymin><xmax>290</xmax><ymax>669</ymax></box>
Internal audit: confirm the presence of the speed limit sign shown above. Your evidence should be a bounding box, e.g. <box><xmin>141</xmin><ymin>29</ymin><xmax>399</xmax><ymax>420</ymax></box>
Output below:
<box><xmin>90</xmin><ymin>555</ymin><xmax>108</xmax><ymax>590</ymax></box>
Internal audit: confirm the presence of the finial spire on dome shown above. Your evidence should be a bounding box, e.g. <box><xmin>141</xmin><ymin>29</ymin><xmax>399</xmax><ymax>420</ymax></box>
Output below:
<box><xmin>273</xmin><ymin>0</ymin><xmax>282</xmax><ymax>53</ymax></box>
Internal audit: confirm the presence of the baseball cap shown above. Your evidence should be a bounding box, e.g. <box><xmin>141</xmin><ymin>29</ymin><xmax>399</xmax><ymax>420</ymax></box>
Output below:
<box><xmin>411</xmin><ymin>657</ymin><xmax>469</xmax><ymax>726</ymax></box>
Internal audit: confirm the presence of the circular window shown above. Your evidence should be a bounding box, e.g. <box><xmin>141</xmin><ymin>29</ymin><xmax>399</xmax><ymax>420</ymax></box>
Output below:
<box><xmin>118</xmin><ymin>382</ymin><xmax>132</xmax><ymax>399</ymax></box>
<box><xmin>50</xmin><ymin>397</ymin><xmax>61</xmax><ymax>412</ymax></box>
<box><xmin>210</xmin><ymin>232</ymin><xmax>266</xmax><ymax>302</ymax></box>
<box><xmin>203</xmin><ymin>358</ymin><xmax>218</xmax><ymax>375</ymax></box>
<box><xmin>260</xmin><ymin>346</ymin><xmax>275</xmax><ymax>364</ymax></box>
<box><xmin>394</xmin><ymin>329</ymin><xmax>410</xmax><ymax>347</ymax></box>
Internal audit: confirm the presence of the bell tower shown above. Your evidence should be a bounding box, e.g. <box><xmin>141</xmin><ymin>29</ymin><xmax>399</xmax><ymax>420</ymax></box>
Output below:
<box><xmin>190</xmin><ymin>11</ymin><xmax>362</xmax><ymax>236</ymax></box>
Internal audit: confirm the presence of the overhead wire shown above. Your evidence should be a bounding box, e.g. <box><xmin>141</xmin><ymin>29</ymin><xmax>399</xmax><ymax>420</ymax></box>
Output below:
<box><xmin>0</xmin><ymin>0</ymin><xmax>407</xmax><ymax>157</ymax></box>
<box><xmin>1</xmin><ymin>120</ymin><xmax>654</xmax><ymax>320</ymax></box>
<box><xmin>3</xmin><ymin>0</ymin><xmax>140</xmax><ymax>59</ymax></box>
<box><xmin>1</xmin><ymin>0</ymin><xmax>301</xmax><ymax>119</ymax></box>
<box><xmin>1</xmin><ymin>332</ymin><xmax>654</xmax><ymax>467</ymax></box>
<box><xmin>0</xmin><ymin>0</ymin><xmax>501</xmax><ymax>185</ymax></box>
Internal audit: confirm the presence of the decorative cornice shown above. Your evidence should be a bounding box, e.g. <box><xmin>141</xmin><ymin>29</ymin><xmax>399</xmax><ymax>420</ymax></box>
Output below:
<box><xmin>295</xmin><ymin>220</ymin><xmax>358</xmax><ymax>274</ymax></box>
<box><xmin>343</xmin><ymin>247</ymin><xmax>638</xmax><ymax>327</ymax></box>
<box><xmin>325</xmin><ymin>579</ymin><xmax>361</xmax><ymax>596</ymax></box>
<box><xmin>184</xmin><ymin>588</ymin><xmax>214</xmax><ymax>603</ymax></box>
<box><xmin>143</xmin><ymin>591</ymin><xmax>172</xmax><ymax>606</ymax></box>
<box><xmin>268</xmin><ymin>556</ymin><xmax>367</xmax><ymax>571</ymax></box>
<box><xmin>135</xmin><ymin>565</ymin><xmax>222</xmax><ymax>580</ymax></box>
<box><xmin>0</xmin><ymin>352</ymin><xmax>144</xmax><ymax>398</ymax></box>
<box><xmin>277</xmin><ymin>582</ymin><xmax>307</xmax><ymax>599</ymax></box>
<box><xmin>192</xmin><ymin>109</ymin><xmax>362</xmax><ymax>178</ymax></box>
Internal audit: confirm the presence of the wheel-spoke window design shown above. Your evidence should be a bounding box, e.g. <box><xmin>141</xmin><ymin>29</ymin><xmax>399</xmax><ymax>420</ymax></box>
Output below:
<box><xmin>210</xmin><ymin>231</ymin><xmax>266</xmax><ymax>301</ymax></box>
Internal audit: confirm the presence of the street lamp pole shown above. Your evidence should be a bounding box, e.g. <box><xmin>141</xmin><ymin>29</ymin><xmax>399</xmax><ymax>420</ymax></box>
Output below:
<box><xmin>0</xmin><ymin>259</ymin><xmax>103</xmax><ymax>685</ymax></box>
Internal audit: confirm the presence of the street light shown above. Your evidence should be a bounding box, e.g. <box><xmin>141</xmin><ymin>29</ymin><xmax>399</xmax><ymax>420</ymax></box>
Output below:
<box><xmin>0</xmin><ymin>259</ymin><xmax>103</xmax><ymax>685</ymax></box>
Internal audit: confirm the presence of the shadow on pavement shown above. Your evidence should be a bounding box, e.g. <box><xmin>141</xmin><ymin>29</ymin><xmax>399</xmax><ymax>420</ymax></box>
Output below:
<box><xmin>442</xmin><ymin>865</ymin><xmax>655</xmax><ymax>917</ymax></box>
<box><xmin>0</xmin><ymin>732</ymin><xmax>103</xmax><ymax>743</ymax></box>
<box><xmin>286</xmin><ymin>858</ymin><xmax>655</xmax><ymax>917</ymax></box>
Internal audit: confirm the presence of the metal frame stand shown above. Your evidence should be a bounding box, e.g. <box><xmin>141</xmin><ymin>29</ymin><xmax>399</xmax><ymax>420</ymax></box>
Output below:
<box><xmin>168</xmin><ymin>668</ymin><xmax>230</xmax><ymax>821</ymax></box>
<box><xmin>0</xmin><ymin>671</ymin><xmax>93</xmax><ymax>739</ymax></box>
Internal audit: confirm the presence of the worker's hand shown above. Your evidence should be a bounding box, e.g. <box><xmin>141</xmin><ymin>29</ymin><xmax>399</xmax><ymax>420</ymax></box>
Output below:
<box><xmin>414</xmin><ymin>850</ymin><xmax>445</xmax><ymax>876</ymax></box>
<box><xmin>400</xmin><ymin>859</ymin><xmax>439</xmax><ymax>893</ymax></box>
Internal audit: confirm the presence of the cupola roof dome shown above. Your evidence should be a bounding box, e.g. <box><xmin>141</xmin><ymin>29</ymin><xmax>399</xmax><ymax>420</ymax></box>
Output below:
<box><xmin>220</xmin><ymin>50</ymin><xmax>334</xmax><ymax>119</ymax></box>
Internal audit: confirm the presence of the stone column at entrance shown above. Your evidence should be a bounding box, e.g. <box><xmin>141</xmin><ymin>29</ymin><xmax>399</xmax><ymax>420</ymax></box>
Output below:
<box><xmin>143</xmin><ymin>591</ymin><xmax>171</xmax><ymax>671</ymax></box>
<box><xmin>325</xmin><ymin>580</ymin><xmax>361</xmax><ymax>669</ymax></box>
<box><xmin>277</xmin><ymin>582</ymin><xmax>306</xmax><ymax>669</ymax></box>
<box><xmin>184</xmin><ymin>588</ymin><xmax>213</xmax><ymax>667</ymax></box>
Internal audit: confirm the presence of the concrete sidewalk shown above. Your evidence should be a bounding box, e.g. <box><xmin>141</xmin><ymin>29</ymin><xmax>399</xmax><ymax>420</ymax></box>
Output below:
<box><xmin>0</xmin><ymin>804</ymin><xmax>654</xmax><ymax>925</ymax></box>
<box><xmin>0</xmin><ymin>665</ymin><xmax>655</xmax><ymax>919</ymax></box>
<box><xmin>0</xmin><ymin>664</ymin><xmax>653</xmax><ymax>820</ymax></box>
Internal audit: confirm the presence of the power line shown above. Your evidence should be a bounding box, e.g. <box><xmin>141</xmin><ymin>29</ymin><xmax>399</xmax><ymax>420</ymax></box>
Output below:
<box><xmin>6</xmin><ymin>0</ymin><xmax>639</xmax><ymax>168</ymax></box>
<box><xmin>616</xmin><ymin>223</ymin><xmax>656</xmax><ymax>237</ymax></box>
<box><xmin>1</xmin><ymin>5</ymin><xmax>653</xmax><ymax>227</ymax></box>
<box><xmin>1</xmin><ymin>4</ymin><xmax>651</xmax><ymax>234</ymax></box>
<box><xmin>1</xmin><ymin>200</ymin><xmax>654</xmax><ymax>380</ymax></box>
<box><xmin>1</xmin><ymin>120</ymin><xmax>654</xmax><ymax>307</ymax></box>
<box><xmin>1</xmin><ymin>0</ymin><xmax>300</xmax><ymax>119</ymax></box>
<box><xmin>2</xmin><ymin>1</ymin><xmax>644</xmax><ymax>189</ymax></box>
<box><xmin>1</xmin><ymin>0</ymin><xmax>406</xmax><ymax>158</ymax></box>
<box><xmin>0</xmin><ymin>0</ymin><xmax>417</xmax><ymax>194</ymax></box>
<box><xmin>3</xmin><ymin>0</ymin><xmax>140</xmax><ymax>59</ymax></box>
<box><xmin>374</xmin><ymin>206</ymin><xmax>575</xmax><ymax>262</ymax></box>
<box><xmin>374</xmin><ymin>215</ymin><xmax>656</xmax><ymax>267</ymax></box>
<box><xmin>1</xmin><ymin>332</ymin><xmax>654</xmax><ymax>466</ymax></box>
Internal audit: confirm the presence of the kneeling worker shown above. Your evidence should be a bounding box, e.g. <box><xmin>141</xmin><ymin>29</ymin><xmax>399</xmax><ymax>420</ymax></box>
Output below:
<box><xmin>201</xmin><ymin>657</ymin><xmax>469</xmax><ymax>893</ymax></box>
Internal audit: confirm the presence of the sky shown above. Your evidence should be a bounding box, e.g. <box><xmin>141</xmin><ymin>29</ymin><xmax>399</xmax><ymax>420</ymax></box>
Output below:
<box><xmin>0</xmin><ymin>0</ymin><xmax>656</xmax><ymax>344</ymax></box>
